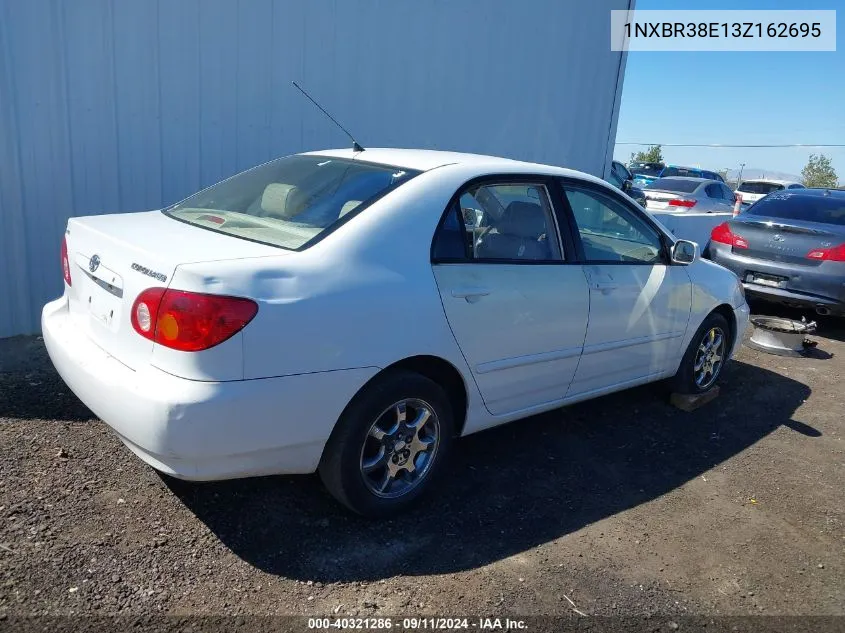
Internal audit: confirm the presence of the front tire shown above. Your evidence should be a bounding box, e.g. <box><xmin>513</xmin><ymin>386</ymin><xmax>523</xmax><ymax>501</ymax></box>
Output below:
<box><xmin>318</xmin><ymin>370</ymin><xmax>455</xmax><ymax>518</ymax></box>
<box><xmin>671</xmin><ymin>312</ymin><xmax>731</xmax><ymax>394</ymax></box>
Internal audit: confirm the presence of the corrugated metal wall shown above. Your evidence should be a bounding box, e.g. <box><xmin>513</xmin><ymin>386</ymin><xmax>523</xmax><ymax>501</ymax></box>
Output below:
<box><xmin>0</xmin><ymin>0</ymin><xmax>629</xmax><ymax>338</ymax></box>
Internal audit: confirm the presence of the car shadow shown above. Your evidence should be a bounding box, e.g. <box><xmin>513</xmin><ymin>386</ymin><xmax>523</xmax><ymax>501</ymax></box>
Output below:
<box><xmin>164</xmin><ymin>359</ymin><xmax>814</xmax><ymax>582</ymax></box>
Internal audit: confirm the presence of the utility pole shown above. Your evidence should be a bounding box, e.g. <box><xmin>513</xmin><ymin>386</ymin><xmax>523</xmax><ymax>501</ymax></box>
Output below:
<box><xmin>737</xmin><ymin>163</ymin><xmax>746</xmax><ymax>187</ymax></box>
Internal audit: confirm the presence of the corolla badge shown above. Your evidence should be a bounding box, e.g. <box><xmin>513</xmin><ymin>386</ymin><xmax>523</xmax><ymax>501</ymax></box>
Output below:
<box><xmin>89</xmin><ymin>254</ymin><xmax>101</xmax><ymax>273</ymax></box>
<box><xmin>772</xmin><ymin>234</ymin><xmax>785</xmax><ymax>242</ymax></box>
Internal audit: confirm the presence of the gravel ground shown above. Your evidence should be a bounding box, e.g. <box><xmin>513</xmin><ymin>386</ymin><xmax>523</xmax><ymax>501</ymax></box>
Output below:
<box><xmin>1</xmin><ymin>305</ymin><xmax>843</xmax><ymax>621</ymax></box>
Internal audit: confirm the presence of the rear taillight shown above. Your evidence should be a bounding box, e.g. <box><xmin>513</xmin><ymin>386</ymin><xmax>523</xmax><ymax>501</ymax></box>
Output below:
<box><xmin>61</xmin><ymin>236</ymin><xmax>72</xmax><ymax>286</ymax></box>
<box><xmin>710</xmin><ymin>222</ymin><xmax>748</xmax><ymax>249</ymax></box>
<box><xmin>131</xmin><ymin>288</ymin><xmax>258</xmax><ymax>352</ymax></box>
<box><xmin>807</xmin><ymin>243</ymin><xmax>845</xmax><ymax>262</ymax></box>
<box><xmin>668</xmin><ymin>199</ymin><xmax>696</xmax><ymax>208</ymax></box>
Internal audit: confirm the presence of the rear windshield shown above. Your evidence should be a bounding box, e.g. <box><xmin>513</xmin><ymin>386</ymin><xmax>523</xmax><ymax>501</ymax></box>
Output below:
<box><xmin>747</xmin><ymin>192</ymin><xmax>845</xmax><ymax>226</ymax></box>
<box><xmin>645</xmin><ymin>178</ymin><xmax>701</xmax><ymax>193</ymax></box>
<box><xmin>738</xmin><ymin>181</ymin><xmax>785</xmax><ymax>195</ymax></box>
<box><xmin>662</xmin><ymin>166</ymin><xmax>701</xmax><ymax>178</ymax></box>
<box><xmin>164</xmin><ymin>155</ymin><xmax>419</xmax><ymax>250</ymax></box>
<box><xmin>630</xmin><ymin>163</ymin><xmax>663</xmax><ymax>177</ymax></box>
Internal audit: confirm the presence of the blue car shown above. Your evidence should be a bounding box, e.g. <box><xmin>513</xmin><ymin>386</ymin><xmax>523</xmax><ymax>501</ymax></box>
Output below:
<box><xmin>631</xmin><ymin>162</ymin><xmax>725</xmax><ymax>188</ymax></box>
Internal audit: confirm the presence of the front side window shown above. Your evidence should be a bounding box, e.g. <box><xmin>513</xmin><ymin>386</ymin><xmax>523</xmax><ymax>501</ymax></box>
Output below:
<box><xmin>607</xmin><ymin>165</ymin><xmax>624</xmax><ymax>188</ymax></box>
<box><xmin>165</xmin><ymin>155</ymin><xmax>419</xmax><ymax>250</ymax></box>
<box><xmin>563</xmin><ymin>185</ymin><xmax>664</xmax><ymax>264</ymax></box>
<box><xmin>432</xmin><ymin>183</ymin><xmax>563</xmax><ymax>262</ymax></box>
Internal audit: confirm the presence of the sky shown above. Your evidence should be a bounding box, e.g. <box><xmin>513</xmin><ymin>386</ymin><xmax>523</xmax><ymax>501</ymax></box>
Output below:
<box><xmin>614</xmin><ymin>0</ymin><xmax>844</xmax><ymax>182</ymax></box>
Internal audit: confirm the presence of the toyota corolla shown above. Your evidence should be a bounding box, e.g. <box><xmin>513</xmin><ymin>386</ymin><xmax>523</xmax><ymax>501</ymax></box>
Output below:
<box><xmin>43</xmin><ymin>149</ymin><xmax>749</xmax><ymax>517</ymax></box>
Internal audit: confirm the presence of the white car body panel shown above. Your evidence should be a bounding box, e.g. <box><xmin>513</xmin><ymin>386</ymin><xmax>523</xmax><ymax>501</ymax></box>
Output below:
<box><xmin>42</xmin><ymin>148</ymin><xmax>750</xmax><ymax>481</ymax></box>
<box><xmin>570</xmin><ymin>264</ymin><xmax>691</xmax><ymax>396</ymax></box>
<box><xmin>737</xmin><ymin>179</ymin><xmax>804</xmax><ymax>206</ymax></box>
<box><xmin>433</xmin><ymin>263</ymin><xmax>589</xmax><ymax>415</ymax></box>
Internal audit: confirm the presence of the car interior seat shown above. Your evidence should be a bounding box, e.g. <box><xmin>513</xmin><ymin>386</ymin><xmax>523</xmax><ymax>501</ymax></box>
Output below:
<box><xmin>475</xmin><ymin>201</ymin><xmax>550</xmax><ymax>260</ymax></box>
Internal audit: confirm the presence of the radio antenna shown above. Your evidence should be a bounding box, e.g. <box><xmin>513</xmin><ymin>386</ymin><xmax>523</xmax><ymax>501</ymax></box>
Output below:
<box><xmin>291</xmin><ymin>81</ymin><xmax>364</xmax><ymax>153</ymax></box>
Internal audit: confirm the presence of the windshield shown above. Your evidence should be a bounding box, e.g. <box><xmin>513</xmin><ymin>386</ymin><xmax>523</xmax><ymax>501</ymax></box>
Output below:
<box><xmin>164</xmin><ymin>155</ymin><xmax>419</xmax><ymax>250</ymax></box>
<box><xmin>738</xmin><ymin>181</ymin><xmax>785</xmax><ymax>195</ymax></box>
<box><xmin>662</xmin><ymin>166</ymin><xmax>702</xmax><ymax>178</ymax></box>
<box><xmin>645</xmin><ymin>178</ymin><xmax>701</xmax><ymax>193</ymax></box>
<box><xmin>630</xmin><ymin>163</ymin><xmax>663</xmax><ymax>177</ymax></box>
<box><xmin>747</xmin><ymin>192</ymin><xmax>845</xmax><ymax>226</ymax></box>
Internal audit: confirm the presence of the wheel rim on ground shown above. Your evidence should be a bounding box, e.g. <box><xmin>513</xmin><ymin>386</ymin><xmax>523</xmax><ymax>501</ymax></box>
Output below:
<box><xmin>359</xmin><ymin>398</ymin><xmax>440</xmax><ymax>499</ymax></box>
<box><xmin>693</xmin><ymin>326</ymin><xmax>726</xmax><ymax>389</ymax></box>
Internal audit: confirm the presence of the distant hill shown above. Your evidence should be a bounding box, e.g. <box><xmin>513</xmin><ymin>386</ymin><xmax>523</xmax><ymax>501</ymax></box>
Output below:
<box><xmin>727</xmin><ymin>168</ymin><xmax>802</xmax><ymax>183</ymax></box>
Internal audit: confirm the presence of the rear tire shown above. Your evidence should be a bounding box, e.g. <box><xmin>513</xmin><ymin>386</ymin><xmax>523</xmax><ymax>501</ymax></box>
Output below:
<box><xmin>671</xmin><ymin>312</ymin><xmax>731</xmax><ymax>395</ymax></box>
<box><xmin>318</xmin><ymin>370</ymin><xmax>454</xmax><ymax>518</ymax></box>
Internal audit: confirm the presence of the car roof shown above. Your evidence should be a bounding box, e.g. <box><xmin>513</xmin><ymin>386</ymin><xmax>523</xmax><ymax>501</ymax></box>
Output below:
<box><xmin>303</xmin><ymin>147</ymin><xmax>599</xmax><ymax>181</ymax></box>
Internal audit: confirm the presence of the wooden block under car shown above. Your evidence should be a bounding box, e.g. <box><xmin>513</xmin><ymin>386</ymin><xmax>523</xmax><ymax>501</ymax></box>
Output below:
<box><xmin>670</xmin><ymin>386</ymin><xmax>720</xmax><ymax>412</ymax></box>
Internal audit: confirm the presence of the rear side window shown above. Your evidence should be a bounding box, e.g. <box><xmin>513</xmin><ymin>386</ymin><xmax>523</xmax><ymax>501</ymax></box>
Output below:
<box><xmin>788</xmin><ymin>184</ymin><xmax>806</xmax><ymax>190</ymax></box>
<box><xmin>705</xmin><ymin>184</ymin><xmax>722</xmax><ymax>198</ymax></box>
<box><xmin>747</xmin><ymin>193</ymin><xmax>845</xmax><ymax>226</ymax></box>
<box><xmin>646</xmin><ymin>178</ymin><xmax>701</xmax><ymax>193</ymax></box>
<box><xmin>164</xmin><ymin>155</ymin><xmax>419</xmax><ymax>250</ymax></box>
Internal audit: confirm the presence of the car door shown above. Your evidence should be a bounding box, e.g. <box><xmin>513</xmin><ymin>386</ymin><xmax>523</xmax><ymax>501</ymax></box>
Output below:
<box><xmin>559</xmin><ymin>181</ymin><xmax>692</xmax><ymax>397</ymax></box>
<box><xmin>431</xmin><ymin>178</ymin><xmax>589</xmax><ymax>416</ymax></box>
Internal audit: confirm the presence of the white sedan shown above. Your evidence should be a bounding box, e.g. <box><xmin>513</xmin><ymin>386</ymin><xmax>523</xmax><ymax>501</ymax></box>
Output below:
<box><xmin>43</xmin><ymin>148</ymin><xmax>750</xmax><ymax>517</ymax></box>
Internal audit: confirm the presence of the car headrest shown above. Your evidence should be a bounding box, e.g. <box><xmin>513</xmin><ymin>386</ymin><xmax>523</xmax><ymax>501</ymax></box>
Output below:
<box><xmin>497</xmin><ymin>201</ymin><xmax>546</xmax><ymax>238</ymax></box>
<box><xmin>261</xmin><ymin>183</ymin><xmax>306</xmax><ymax>219</ymax></box>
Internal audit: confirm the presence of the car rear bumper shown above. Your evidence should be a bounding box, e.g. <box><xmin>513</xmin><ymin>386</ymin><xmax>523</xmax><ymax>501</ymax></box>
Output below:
<box><xmin>707</xmin><ymin>243</ymin><xmax>845</xmax><ymax>313</ymax></box>
<box><xmin>42</xmin><ymin>297</ymin><xmax>378</xmax><ymax>480</ymax></box>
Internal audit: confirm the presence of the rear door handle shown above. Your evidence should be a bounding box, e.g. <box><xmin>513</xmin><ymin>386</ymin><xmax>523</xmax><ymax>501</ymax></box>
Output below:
<box><xmin>451</xmin><ymin>287</ymin><xmax>492</xmax><ymax>301</ymax></box>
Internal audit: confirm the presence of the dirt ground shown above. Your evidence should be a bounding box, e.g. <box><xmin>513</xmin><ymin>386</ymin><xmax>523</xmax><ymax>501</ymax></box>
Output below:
<box><xmin>1</xmin><ymin>303</ymin><xmax>843</xmax><ymax>623</ymax></box>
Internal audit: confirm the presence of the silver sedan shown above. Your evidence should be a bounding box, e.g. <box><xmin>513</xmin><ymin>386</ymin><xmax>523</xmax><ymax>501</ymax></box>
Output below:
<box><xmin>644</xmin><ymin>177</ymin><xmax>737</xmax><ymax>214</ymax></box>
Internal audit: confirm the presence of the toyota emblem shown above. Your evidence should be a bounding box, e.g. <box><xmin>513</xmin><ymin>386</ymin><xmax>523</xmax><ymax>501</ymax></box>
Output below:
<box><xmin>89</xmin><ymin>254</ymin><xmax>101</xmax><ymax>273</ymax></box>
<box><xmin>772</xmin><ymin>234</ymin><xmax>785</xmax><ymax>243</ymax></box>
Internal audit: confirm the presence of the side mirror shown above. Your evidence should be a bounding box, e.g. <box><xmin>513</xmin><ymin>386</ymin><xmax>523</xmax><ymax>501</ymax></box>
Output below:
<box><xmin>671</xmin><ymin>239</ymin><xmax>698</xmax><ymax>265</ymax></box>
<box><xmin>622</xmin><ymin>179</ymin><xmax>633</xmax><ymax>193</ymax></box>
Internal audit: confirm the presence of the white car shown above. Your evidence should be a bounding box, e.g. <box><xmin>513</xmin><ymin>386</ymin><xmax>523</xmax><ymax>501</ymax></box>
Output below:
<box><xmin>736</xmin><ymin>179</ymin><xmax>805</xmax><ymax>206</ymax></box>
<box><xmin>43</xmin><ymin>148</ymin><xmax>750</xmax><ymax>517</ymax></box>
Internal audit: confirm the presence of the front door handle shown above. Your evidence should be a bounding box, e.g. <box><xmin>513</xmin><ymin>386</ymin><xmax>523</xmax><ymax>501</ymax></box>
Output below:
<box><xmin>451</xmin><ymin>287</ymin><xmax>492</xmax><ymax>301</ymax></box>
<box><xmin>594</xmin><ymin>281</ymin><xmax>618</xmax><ymax>293</ymax></box>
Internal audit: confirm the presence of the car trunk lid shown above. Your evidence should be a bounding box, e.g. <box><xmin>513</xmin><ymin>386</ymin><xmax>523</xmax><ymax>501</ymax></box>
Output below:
<box><xmin>64</xmin><ymin>211</ymin><xmax>283</xmax><ymax>371</ymax></box>
<box><xmin>644</xmin><ymin>189</ymin><xmax>695</xmax><ymax>211</ymax></box>
<box><xmin>730</xmin><ymin>215</ymin><xmax>845</xmax><ymax>265</ymax></box>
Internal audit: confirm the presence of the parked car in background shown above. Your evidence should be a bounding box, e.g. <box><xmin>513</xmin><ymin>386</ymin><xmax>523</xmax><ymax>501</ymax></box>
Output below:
<box><xmin>42</xmin><ymin>148</ymin><xmax>749</xmax><ymax>517</ymax></box>
<box><xmin>609</xmin><ymin>160</ymin><xmax>647</xmax><ymax>207</ymax></box>
<box><xmin>643</xmin><ymin>177</ymin><xmax>737</xmax><ymax>214</ymax></box>
<box><xmin>630</xmin><ymin>161</ymin><xmax>665</xmax><ymax>187</ymax></box>
<box><xmin>705</xmin><ymin>188</ymin><xmax>845</xmax><ymax>316</ymax></box>
<box><xmin>736</xmin><ymin>179</ymin><xmax>805</xmax><ymax>207</ymax></box>
<box><xmin>632</xmin><ymin>163</ymin><xmax>725</xmax><ymax>188</ymax></box>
